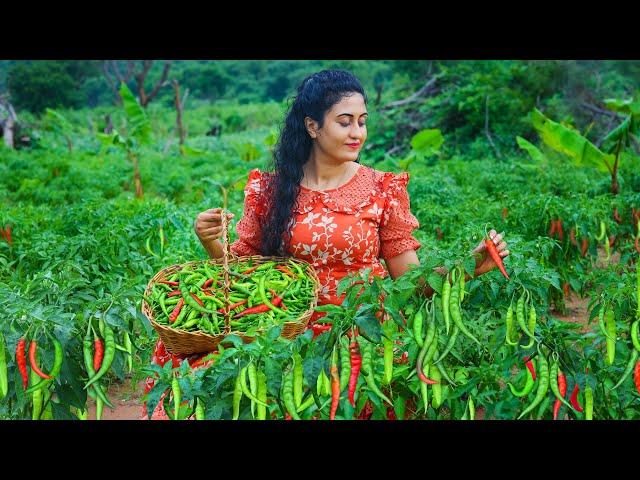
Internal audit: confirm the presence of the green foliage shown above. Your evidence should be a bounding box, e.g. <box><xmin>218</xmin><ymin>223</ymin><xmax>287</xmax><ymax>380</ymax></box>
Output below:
<box><xmin>7</xmin><ymin>61</ymin><xmax>99</xmax><ymax>113</ymax></box>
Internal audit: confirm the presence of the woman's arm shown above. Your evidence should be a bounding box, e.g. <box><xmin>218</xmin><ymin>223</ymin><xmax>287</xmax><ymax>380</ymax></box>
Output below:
<box><xmin>385</xmin><ymin>230</ymin><xmax>509</xmax><ymax>299</ymax></box>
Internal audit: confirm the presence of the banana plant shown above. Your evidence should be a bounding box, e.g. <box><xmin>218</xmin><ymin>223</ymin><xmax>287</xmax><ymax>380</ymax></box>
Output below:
<box><xmin>528</xmin><ymin>97</ymin><xmax>639</xmax><ymax>195</ymax></box>
<box><xmin>399</xmin><ymin>128</ymin><xmax>444</xmax><ymax>171</ymax></box>
<box><xmin>45</xmin><ymin>108</ymin><xmax>74</xmax><ymax>154</ymax></box>
<box><xmin>96</xmin><ymin>83</ymin><xmax>151</xmax><ymax>199</ymax></box>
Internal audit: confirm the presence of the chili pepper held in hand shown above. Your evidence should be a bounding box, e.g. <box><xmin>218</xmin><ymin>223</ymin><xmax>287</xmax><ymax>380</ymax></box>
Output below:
<box><xmin>16</xmin><ymin>337</ymin><xmax>29</xmax><ymax>390</ymax></box>
<box><xmin>569</xmin><ymin>383</ymin><xmax>583</xmax><ymax>413</ymax></box>
<box><xmin>29</xmin><ymin>341</ymin><xmax>53</xmax><ymax>380</ymax></box>
<box><xmin>485</xmin><ymin>234</ymin><xmax>509</xmax><ymax>280</ymax></box>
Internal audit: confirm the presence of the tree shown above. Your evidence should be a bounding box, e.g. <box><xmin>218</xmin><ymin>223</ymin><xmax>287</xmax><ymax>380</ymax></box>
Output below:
<box><xmin>102</xmin><ymin>61</ymin><xmax>172</xmax><ymax>107</ymax></box>
<box><xmin>7</xmin><ymin>61</ymin><xmax>98</xmax><ymax>113</ymax></box>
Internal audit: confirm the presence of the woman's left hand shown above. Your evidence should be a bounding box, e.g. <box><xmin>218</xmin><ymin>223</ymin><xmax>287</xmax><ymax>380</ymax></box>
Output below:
<box><xmin>471</xmin><ymin>229</ymin><xmax>510</xmax><ymax>276</ymax></box>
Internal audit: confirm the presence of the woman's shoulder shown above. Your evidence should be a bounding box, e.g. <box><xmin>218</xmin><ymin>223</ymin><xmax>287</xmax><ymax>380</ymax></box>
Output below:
<box><xmin>361</xmin><ymin>165</ymin><xmax>411</xmax><ymax>192</ymax></box>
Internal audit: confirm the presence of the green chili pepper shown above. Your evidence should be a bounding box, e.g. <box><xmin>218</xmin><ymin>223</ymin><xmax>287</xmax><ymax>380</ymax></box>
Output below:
<box><xmin>517</xmin><ymin>291</ymin><xmax>534</xmax><ymax>338</ymax></box>
<box><xmin>25</xmin><ymin>337</ymin><xmax>63</xmax><ymax>394</ymax></box>
<box><xmin>0</xmin><ymin>331</ymin><xmax>6</xmax><ymax>399</ymax></box>
<box><xmin>520</xmin><ymin>301</ymin><xmax>536</xmax><ymax>349</ymax></box>
<box><xmin>612</xmin><ymin>349</ymin><xmax>639</xmax><ymax>390</ymax></box>
<box><xmin>195</xmin><ymin>397</ymin><xmax>205</xmax><ymax>420</ymax></box>
<box><xmin>282</xmin><ymin>370</ymin><xmax>300</xmax><ymax>420</ymax></box>
<box><xmin>339</xmin><ymin>336</ymin><xmax>351</xmax><ymax>391</ymax></box>
<box><xmin>293</xmin><ymin>352</ymin><xmax>303</xmax><ymax>408</ymax></box>
<box><xmin>518</xmin><ymin>347</ymin><xmax>550</xmax><ymax>419</ymax></box>
<box><xmin>257</xmin><ymin>370</ymin><xmax>268</xmax><ymax>420</ymax></box>
<box><xmin>449</xmin><ymin>283</ymin><xmax>480</xmax><ymax>346</ymax></box>
<box><xmin>631</xmin><ymin>320</ymin><xmax>640</xmax><ymax>353</ymax></box>
<box><xmin>504</xmin><ymin>301</ymin><xmax>519</xmax><ymax>346</ymax></box>
<box><xmin>434</xmin><ymin>324</ymin><xmax>459</xmax><ymax>364</ymax></box>
<box><xmin>442</xmin><ymin>276</ymin><xmax>451</xmax><ymax>335</ymax></box>
<box><xmin>172</xmin><ymin>376</ymin><xmax>181</xmax><ymax>420</ymax></box>
<box><xmin>85</xmin><ymin>321</ymin><xmax>116</xmax><ymax>389</ymax></box>
<box><xmin>232</xmin><ymin>371</ymin><xmax>243</xmax><ymax>420</ymax></box>
<box><xmin>584</xmin><ymin>385</ymin><xmax>593</xmax><ymax>420</ymax></box>
<box><xmin>240</xmin><ymin>366</ymin><xmax>268</xmax><ymax>407</ymax></box>
<box><xmin>361</xmin><ymin>341</ymin><xmax>392</xmax><ymax>405</ymax></box>
<box><xmin>30</xmin><ymin>363</ymin><xmax>44</xmax><ymax>420</ymax></box>
<box><xmin>604</xmin><ymin>308</ymin><xmax>616</xmax><ymax>365</ymax></box>
<box><xmin>123</xmin><ymin>332</ymin><xmax>133</xmax><ymax>374</ymax></box>
<box><xmin>430</xmin><ymin>363</ymin><xmax>442</xmax><ymax>409</ymax></box>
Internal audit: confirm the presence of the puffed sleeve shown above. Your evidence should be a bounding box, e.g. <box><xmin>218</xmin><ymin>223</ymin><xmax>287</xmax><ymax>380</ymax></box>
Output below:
<box><xmin>378</xmin><ymin>172</ymin><xmax>422</xmax><ymax>260</ymax></box>
<box><xmin>230</xmin><ymin>169</ymin><xmax>266</xmax><ymax>256</ymax></box>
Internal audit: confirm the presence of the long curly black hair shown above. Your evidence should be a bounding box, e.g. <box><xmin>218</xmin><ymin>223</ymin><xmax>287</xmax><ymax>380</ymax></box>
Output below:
<box><xmin>260</xmin><ymin>69</ymin><xmax>368</xmax><ymax>256</ymax></box>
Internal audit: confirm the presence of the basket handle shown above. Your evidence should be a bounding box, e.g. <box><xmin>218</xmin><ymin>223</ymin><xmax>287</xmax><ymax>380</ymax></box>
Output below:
<box><xmin>220</xmin><ymin>209</ymin><xmax>232</xmax><ymax>332</ymax></box>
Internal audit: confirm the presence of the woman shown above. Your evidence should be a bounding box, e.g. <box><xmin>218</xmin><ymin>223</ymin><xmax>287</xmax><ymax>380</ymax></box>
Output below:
<box><xmin>142</xmin><ymin>69</ymin><xmax>509</xmax><ymax>419</ymax></box>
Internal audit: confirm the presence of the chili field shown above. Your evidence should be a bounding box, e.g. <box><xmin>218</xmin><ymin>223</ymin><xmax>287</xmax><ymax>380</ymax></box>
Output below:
<box><xmin>1</xmin><ymin>61</ymin><xmax>640</xmax><ymax>420</ymax></box>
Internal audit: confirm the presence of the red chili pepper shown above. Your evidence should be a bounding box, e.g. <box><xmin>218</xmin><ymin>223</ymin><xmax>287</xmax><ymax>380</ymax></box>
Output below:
<box><xmin>242</xmin><ymin>265</ymin><xmax>259</xmax><ymax>275</ymax></box>
<box><xmin>16</xmin><ymin>338</ymin><xmax>29</xmax><ymax>389</ymax></box>
<box><xmin>553</xmin><ymin>370</ymin><xmax>567</xmax><ymax>420</ymax></box>
<box><xmin>613</xmin><ymin>207</ymin><xmax>622</xmax><ymax>224</ymax></box>
<box><xmin>635</xmin><ymin>237</ymin><xmax>640</xmax><ymax>255</ymax></box>
<box><xmin>159</xmin><ymin>280</ymin><xmax>179</xmax><ymax>286</ymax></box>
<box><xmin>275</xmin><ymin>265</ymin><xmax>296</xmax><ymax>277</ymax></box>
<box><xmin>311</xmin><ymin>323</ymin><xmax>332</xmax><ymax>339</ymax></box>
<box><xmin>167</xmin><ymin>290</ymin><xmax>182</xmax><ymax>297</ymax></box>
<box><xmin>435</xmin><ymin>226</ymin><xmax>443</xmax><ymax>240</ymax></box>
<box><xmin>523</xmin><ymin>356</ymin><xmax>537</xmax><ymax>381</ymax></box>
<box><xmin>190</xmin><ymin>292</ymin><xmax>204</xmax><ymax>307</ymax></box>
<box><xmin>218</xmin><ymin>299</ymin><xmax>248</xmax><ymax>313</ymax></box>
<box><xmin>4</xmin><ymin>224</ymin><xmax>11</xmax><ymax>246</ymax></box>
<box><xmin>202</xmin><ymin>289</ymin><xmax>213</xmax><ymax>296</ymax></box>
<box><xmin>569</xmin><ymin>228</ymin><xmax>578</xmax><ymax>247</ymax></box>
<box><xmin>549</xmin><ymin>220</ymin><xmax>557</xmax><ymax>238</ymax></box>
<box><xmin>29</xmin><ymin>341</ymin><xmax>53</xmax><ymax>380</ymax></box>
<box><xmin>581</xmin><ymin>238</ymin><xmax>589</xmax><ymax>257</ymax></box>
<box><xmin>556</xmin><ymin>219</ymin><xmax>564</xmax><ymax>242</ymax></box>
<box><xmin>234</xmin><ymin>304</ymin><xmax>270</xmax><ymax>318</ymax></box>
<box><xmin>348</xmin><ymin>338</ymin><xmax>362</xmax><ymax>407</ymax></box>
<box><xmin>269</xmin><ymin>289</ymin><xmax>284</xmax><ymax>307</ymax></box>
<box><xmin>502</xmin><ymin>207</ymin><xmax>508</xmax><ymax>220</ymax></box>
<box><xmin>609</xmin><ymin>235</ymin><xmax>616</xmax><ymax>248</ymax></box>
<box><xmin>485</xmin><ymin>236</ymin><xmax>510</xmax><ymax>280</ymax></box>
<box><xmin>202</xmin><ymin>278</ymin><xmax>214</xmax><ymax>289</ymax></box>
<box><xmin>94</xmin><ymin>338</ymin><xmax>104</xmax><ymax>371</ymax></box>
<box><xmin>634</xmin><ymin>360</ymin><xmax>640</xmax><ymax>396</ymax></box>
<box><xmin>569</xmin><ymin>383</ymin><xmax>583</xmax><ymax>413</ymax></box>
<box><xmin>284</xmin><ymin>413</ymin><xmax>292</xmax><ymax>420</ymax></box>
<box><xmin>169</xmin><ymin>298</ymin><xmax>185</xmax><ymax>323</ymax></box>
<box><xmin>563</xmin><ymin>283</ymin><xmax>570</xmax><ymax>299</ymax></box>
<box><xmin>330</xmin><ymin>364</ymin><xmax>340</xmax><ymax>420</ymax></box>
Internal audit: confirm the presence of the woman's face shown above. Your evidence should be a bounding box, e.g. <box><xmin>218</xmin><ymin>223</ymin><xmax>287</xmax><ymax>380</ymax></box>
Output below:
<box><xmin>306</xmin><ymin>93</ymin><xmax>368</xmax><ymax>163</ymax></box>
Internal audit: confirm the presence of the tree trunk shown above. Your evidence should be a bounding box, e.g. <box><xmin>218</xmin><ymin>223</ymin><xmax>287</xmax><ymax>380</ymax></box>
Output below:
<box><xmin>0</xmin><ymin>98</ymin><xmax>18</xmax><ymax>149</ymax></box>
<box><xmin>104</xmin><ymin>114</ymin><xmax>113</xmax><ymax>134</ymax></box>
<box><xmin>172</xmin><ymin>80</ymin><xmax>186</xmax><ymax>146</ymax></box>
<box><xmin>129</xmin><ymin>150</ymin><xmax>144</xmax><ymax>199</ymax></box>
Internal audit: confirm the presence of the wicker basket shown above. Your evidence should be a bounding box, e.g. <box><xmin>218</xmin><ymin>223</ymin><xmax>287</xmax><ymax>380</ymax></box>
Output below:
<box><xmin>141</xmin><ymin>210</ymin><xmax>320</xmax><ymax>355</ymax></box>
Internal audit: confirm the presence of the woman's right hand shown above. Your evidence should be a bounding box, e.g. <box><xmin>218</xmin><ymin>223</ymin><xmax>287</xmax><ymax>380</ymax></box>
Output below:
<box><xmin>194</xmin><ymin>208</ymin><xmax>235</xmax><ymax>243</ymax></box>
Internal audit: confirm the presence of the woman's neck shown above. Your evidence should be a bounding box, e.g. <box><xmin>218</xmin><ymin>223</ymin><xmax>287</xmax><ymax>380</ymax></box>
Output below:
<box><xmin>302</xmin><ymin>154</ymin><xmax>355</xmax><ymax>190</ymax></box>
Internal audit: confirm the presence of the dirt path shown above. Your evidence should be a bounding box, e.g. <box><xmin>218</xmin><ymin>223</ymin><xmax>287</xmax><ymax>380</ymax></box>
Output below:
<box><xmin>86</xmin><ymin>378</ymin><xmax>147</xmax><ymax>420</ymax></box>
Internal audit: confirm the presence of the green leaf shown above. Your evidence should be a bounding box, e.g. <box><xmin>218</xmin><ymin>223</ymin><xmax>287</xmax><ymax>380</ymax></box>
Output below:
<box><xmin>181</xmin><ymin>145</ymin><xmax>206</xmax><ymax>156</ymax></box>
<box><xmin>427</xmin><ymin>272</ymin><xmax>443</xmax><ymax>295</ymax></box>
<box><xmin>354</xmin><ymin>304</ymin><xmax>382</xmax><ymax>343</ymax></box>
<box><xmin>516</xmin><ymin>136</ymin><xmax>546</xmax><ymax>164</ymax></box>
<box><xmin>411</xmin><ymin>129</ymin><xmax>444</xmax><ymax>154</ymax></box>
<box><xmin>119</xmin><ymin>83</ymin><xmax>151</xmax><ymax>144</ymax></box>
<box><xmin>45</xmin><ymin>108</ymin><xmax>73</xmax><ymax>132</ymax></box>
<box><xmin>531</xmin><ymin>108</ymin><xmax>614</xmax><ymax>173</ymax></box>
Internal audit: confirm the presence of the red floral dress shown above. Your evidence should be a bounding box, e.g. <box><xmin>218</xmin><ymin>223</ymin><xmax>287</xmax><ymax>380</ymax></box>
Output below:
<box><xmin>141</xmin><ymin>164</ymin><xmax>421</xmax><ymax>419</ymax></box>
